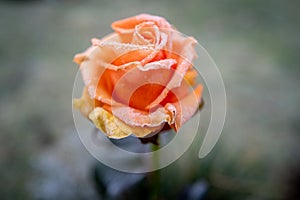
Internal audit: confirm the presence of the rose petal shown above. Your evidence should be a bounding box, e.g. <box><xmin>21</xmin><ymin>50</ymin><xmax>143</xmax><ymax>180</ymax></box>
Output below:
<box><xmin>112</xmin><ymin>104</ymin><xmax>172</xmax><ymax>127</ymax></box>
<box><xmin>111</xmin><ymin>61</ymin><xmax>176</xmax><ymax>110</ymax></box>
<box><xmin>91</xmin><ymin>37</ymin><xmax>154</xmax><ymax>67</ymax></box>
<box><xmin>132</xmin><ymin>22</ymin><xmax>160</xmax><ymax>46</ymax></box>
<box><xmin>184</xmin><ymin>69</ymin><xmax>198</xmax><ymax>86</ymax></box>
<box><xmin>110</xmin><ymin>84</ymin><xmax>202</xmax><ymax>133</ymax></box>
<box><xmin>166</xmin><ymin>84</ymin><xmax>203</xmax><ymax>131</ymax></box>
<box><xmin>92</xmin><ymin>31</ymin><xmax>167</xmax><ymax>66</ymax></box>
<box><xmin>137</xmin><ymin>58</ymin><xmax>176</xmax><ymax>71</ymax></box>
<box><xmin>74</xmin><ymin>87</ymin><xmax>166</xmax><ymax>138</ymax></box>
<box><xmin>74</xmin><ymin>21</ymin><xmax>170</xmax><ymax>106</ymax></box>
<box><xmin>146</xmin><ymin>35</ymin><xmax>197</xmax><ymax>109</ymax></box>
<box><xmin>89</xmin><ymin>107</ymin><xmax>164</xmax><ymax>138</ymax></box>
<box><xmin>75</xmin><ymin>37</ymin><xmax>145</xmax><ymax>104</ymax></box>
<box><xmin>93</xmin><ymin>59</ymin><xmax>176</xmax><ymax>108</ymax></box>
<box><xmin>73</xmin><ymin>87</ymin><xmax>94</xmax><ymax>117</ymax></box>
<box><xmin>111</xmin><ymin>14</ymin><xmax>171</xmax><ymax>33</ymax></box>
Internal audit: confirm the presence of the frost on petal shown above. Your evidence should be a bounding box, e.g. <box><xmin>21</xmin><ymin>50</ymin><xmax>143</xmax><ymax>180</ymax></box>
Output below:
<box><xmin>111</xmin><ymin>14</ymin><xmax>172</xmax><ymax>64</ymax></box>
<box><xmin>89</xmin><ymin>107</ymin><xmax>164</xmax><ymax>138</ymax></box>
<box><xmin>140</xmin><ymin>32</ymin><xmax>168</xmax><ymax>65</ymax></box>
<box><xmin>137</xmin><ymin>58</ymin><xmax>176</xmax><ymax>71</ymax></box>
<box><xmin>166</xmin><ymin>84</ymin><xmax>203</xmax><ymax>131</ymax></box>
<box><xmin>110</xmin><ymin>84</ymin><xmax>202</xmax><ymax>134</ymax></box>
<box><xmin>74</xmin><ymin>24</ymin><xmax>170</xmax><ymax>107</ymax></box>
<box><xmin>91</xmin><ymin>37</ymin><xmax>152</xmax><ymax>67</ymax></box>
<box><xmin>74</xmin><ymin>38</ymin><xmax>140</xmax><ymax>105</ymax></box>
<box><xmin>111</xmin><ymin>14</ymin><xmax>171</xmax><ymax>33</ymax></box>
<box><xmin>92</xmin><ymin>37</ymin><xmax>158</xmax><ymax>67</ymax></box>
<box><xmin>132</xmin><ymin>22</ymin><xmax>160</xmax><ymax>46</ymax></box>
<box><xmin>112</xmin><ymin>104</ymin><xmax>172</xmax><ymax>128</ymax></box>
<box><xmin>170</xmin><ymin>34</ymin><xmax>197</xmax><ymax>66</ymax></box>
<box><xmin>74</xmin><ymin>42</ymin><xmax>118</xmax><ymax>101</ymax></box>
<box><xmin>147</xmin><ymin>35</ymin><xmax>197</xmax><ymax>109</ymax></box>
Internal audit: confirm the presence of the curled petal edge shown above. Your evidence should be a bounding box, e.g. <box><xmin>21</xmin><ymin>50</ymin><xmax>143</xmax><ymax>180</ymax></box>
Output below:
<box><xmin>111</xmin><ymin>13</ymin><xmax>172</xmax><ymax>33</ymax></box>
<box><xmin>89</xmin><ymin>107</ymin><xmax>165</xmax><ymax>139</ymax></box>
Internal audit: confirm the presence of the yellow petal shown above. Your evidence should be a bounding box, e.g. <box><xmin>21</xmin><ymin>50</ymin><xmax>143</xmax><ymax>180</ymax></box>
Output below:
<box><xmin>73</xmin><ymin>87</ymin><xmax>93</xmax><ymax>117</ymax></box>
<box><xmin>89</xmin><ymin>107</ymin><xmax>164</xmax><ymax>139</ymax></box>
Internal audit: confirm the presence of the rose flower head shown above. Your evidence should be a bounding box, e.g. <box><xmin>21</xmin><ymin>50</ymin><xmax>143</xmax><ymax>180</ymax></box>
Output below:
<box><xmin>73</xmin><ymin>14</ymin><xmax>203</xmax><ymax>139</ymax></box>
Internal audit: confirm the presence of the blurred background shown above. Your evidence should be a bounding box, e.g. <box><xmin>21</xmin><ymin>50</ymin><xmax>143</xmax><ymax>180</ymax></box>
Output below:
<box><xmin>1</xmin><ymin>0</ymin><xmax>299</xmax><ymax>199</ymax></box>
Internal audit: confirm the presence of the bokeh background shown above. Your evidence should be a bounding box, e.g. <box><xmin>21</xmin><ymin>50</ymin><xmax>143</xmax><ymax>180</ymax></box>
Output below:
<box><xmin>1</xmin><ymin>0</ymin><xmax>299</xmax><ymax>199</ymax></box>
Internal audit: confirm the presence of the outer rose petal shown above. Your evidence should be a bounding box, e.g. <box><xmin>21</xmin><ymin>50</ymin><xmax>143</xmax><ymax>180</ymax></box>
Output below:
<box><xmin>89</xmin><ymin>107</ymin><xmax>164</xmax><ymax>138</ymax></box>
<box><xmin>74</xmin><ymin>84</ymin><xmax>202</xmax><ymax>137</ymax></box>
<box><xmin>166</xmin><ymin>84</ymin><xmax>203</xmax><ymax>131</ymax></box>
<box><xmin>111</xmin><ymin>104</ymin><xmax>173</xmax><ymax>128</ymax></box>
<box><xmin>110</xmin><ymin>84</ymin><xmax>203</xmax><ymax>133</ymax></box>
<box><xmin>89</xmin><ymin>107</ymin><xmax>131</xmax><ymax>138</ymax></box>
<box><xmin>73</xmin><ymin>87</ymin><xmax>165</xmax><ymax>138</ymax></box>
<box><xmin>184</xmin><ymin>69</ymin><xmax>198</xmax><ymax>86</ymax></box>
<box><xmin>73</xmin><ymin>87</ymin><xmax>93</xmax><ymax>117</ymax></box>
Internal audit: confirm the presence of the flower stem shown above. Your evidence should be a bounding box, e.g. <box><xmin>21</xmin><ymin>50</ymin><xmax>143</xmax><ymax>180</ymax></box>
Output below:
<box><xmin>150</xmin><ymin>141</ymin><xmax>160</xmax><ymax>200</ymax></box>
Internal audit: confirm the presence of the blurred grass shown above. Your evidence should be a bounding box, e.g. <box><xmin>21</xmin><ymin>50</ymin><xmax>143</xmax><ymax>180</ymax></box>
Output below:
<box><xmin>0</xmin><ymin>0</ymin><xmax>299</xmax><ymax>199</ymax></box>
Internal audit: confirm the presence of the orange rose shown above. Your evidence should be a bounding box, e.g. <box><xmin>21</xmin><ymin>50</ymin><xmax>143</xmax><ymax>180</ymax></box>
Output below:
<box><xmin>73</xmin><ymin>14</ymin><xmax>203</xmax><ymax>139</ymax></box>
